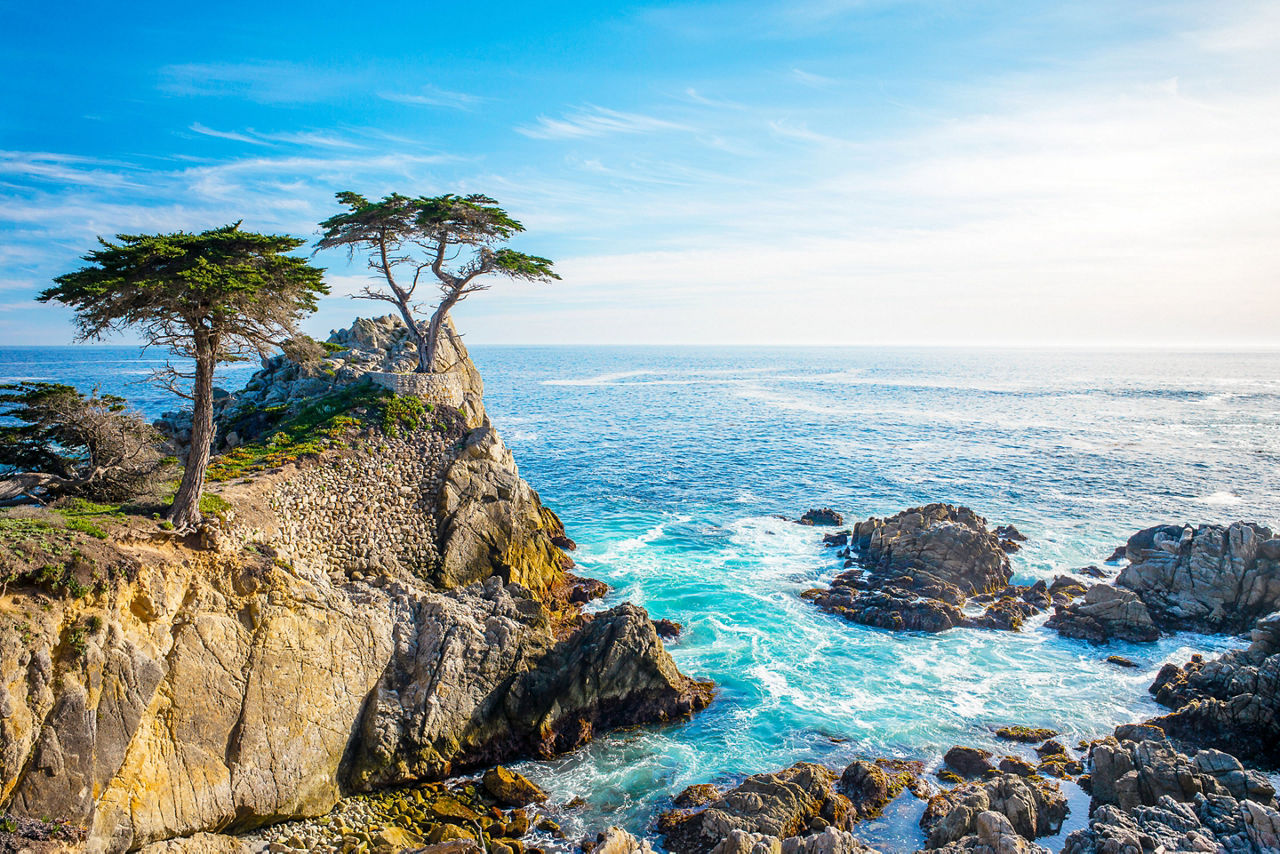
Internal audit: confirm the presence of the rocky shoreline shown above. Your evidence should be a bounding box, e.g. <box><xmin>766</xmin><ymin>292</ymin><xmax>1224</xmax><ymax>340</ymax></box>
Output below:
<box><xmin>2</xmin><ymin>317</ymin><xmax>1278</xmax><ymax>854</ymax></box>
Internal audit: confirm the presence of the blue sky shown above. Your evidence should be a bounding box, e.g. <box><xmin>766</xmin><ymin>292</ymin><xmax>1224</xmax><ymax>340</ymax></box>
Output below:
<box><xmin>2</xmin><ymin>0</ymin><xmax>1277</xmax><ymax>346</ymax></box>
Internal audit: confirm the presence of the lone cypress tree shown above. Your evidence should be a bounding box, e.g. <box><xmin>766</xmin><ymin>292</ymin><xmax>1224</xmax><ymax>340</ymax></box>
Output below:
<box><xmin>41</xmin><ymin>224</ymin><xmax>327</xmax><ymax>528</ymax></box>
<box><xmin>317</xmin><ymin>192</ymin><xmax>558</xmax><ymax>373</ymax></box>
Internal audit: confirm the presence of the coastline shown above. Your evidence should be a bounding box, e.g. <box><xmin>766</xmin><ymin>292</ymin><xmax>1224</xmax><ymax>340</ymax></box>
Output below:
<box><xmin>2</xmin><ymin>330</ymin><xmax>1278</xmax><ymax>853</ymax></box>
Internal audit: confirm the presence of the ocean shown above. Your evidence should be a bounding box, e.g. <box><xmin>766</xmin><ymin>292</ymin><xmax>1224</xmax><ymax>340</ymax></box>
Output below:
<box><xmin>3</xmin><ymin>344</ymin><xmax>1277</xmax><ymax>848</ymax></box>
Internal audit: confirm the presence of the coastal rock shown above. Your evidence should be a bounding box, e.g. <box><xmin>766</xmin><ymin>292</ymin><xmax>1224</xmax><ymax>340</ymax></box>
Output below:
<box><xmin>838</xmin><ymin>759</ymin><xmax>924</xmax><ymax>820</ymax></box>
<box><xmin>920</xmin><ymin>774</ymin><xmax>1068</xmax><ymax>847</ymax></box>
<box><xmin>595</xmin><ymin>826</ymin><xmax>658</xmax><ymax>854</ymax></box>
<box><xmin>928</xmin><ymin>811</ymin><xmax>1051</xmax><ymax>854</ymax></box>
<box><xmin>661</xmin><ymin>763</ymin><xmax>851</xmax><ymax>854</ymax></box>
<box><xmin>348</xmin><ymin>597</ymin><xmax>714</xmax><ymax>790</ymax></box>
<box><xmin>138</xmin><ymin>833</ymin><xmax>249</xmax><ymax>853</ymax></box>
<box><xmin>799</xmin><ymin>509</ymin><xmax>844</xmax><ymax>527</ymax></box>
<box><xmin>806</xmin><ymin>505</ymin><xmax>1030</xmax><ymax>634</ymax></box>
<box><xmin>1065</xmin><ymin>733</ymin><xmax>1280</xmax><ymax>854</ymax></box>
<box><xmin>843</xmin><ymin>505</ymin><xmax>1012</xmax><ymax>595</ymax></box>
<box><xmin>0</xmin><ymin>323</ymin><xmax>713</xmax><ymax>851</ymax></box>
<box><xmin>1146</xmin><ymin>611</ymin><xmax>1280</xmax><ymax>766</ymax></box>
<box><xmin>1116</xmin><ymin>522</ymin><xmax>1280</xmax><ymax>634</ymax></box>
<box><xmin>708</xmin><ymin>828</ymin><xmax>880</xmax><ymax>854</ymax></box>
<box><xmin>944</xmin><ymin>747</ymin><xmax>996</xmax><ymax>780</ymax></box>
<box><xmin>1045</xmin><ymin>584</ymin><xmax>1159</xmax><ymax>645</ymax></box>
<box><xmin>482</xmin><ymin>766</ymin><xmax>547</xmax><ymax>806</ymax></box>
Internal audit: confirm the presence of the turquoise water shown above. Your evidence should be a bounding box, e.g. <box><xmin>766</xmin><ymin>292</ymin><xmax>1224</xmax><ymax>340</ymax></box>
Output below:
<box><xmin>3</xmin><ymin>345</ymin><xmax>1276</xmax><ymax>848</ymax></box>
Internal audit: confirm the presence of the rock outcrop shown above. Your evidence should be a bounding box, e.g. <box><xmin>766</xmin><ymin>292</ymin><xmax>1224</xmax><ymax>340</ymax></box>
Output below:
<box><xmin>928</xmin><ymin>811</ymin><xmax>1050</xmax><ymax>854</ymax></box>
<box><xmin>920</xmin><ymin>774</ymin><xmax>1068</xmax><ymax>849</ymax></box>
<box><xmin>1064</xmin><ymin>731</ymin><xmax>1280</xmax><ymax>854</ymax></box>
<box><xmin>1049</xmin><ymin>521</ymin><xmax>1280</xmax><ymax>643</ymax></box>
<box><xmin>662</xmin><ymin>763</ymin><xmax>852</xmax><ymax>854</ymax></box>
<box><xmin>804</xmin><ymin>505</ymin><xmax>1068</xmax><ymax>633</ymax></box>
<box><xmin>1044</xmin><ymin>584</ymin><xmax>1159</xmax><ymax>645</ymax></box>
<box><xmin>0</xmin><ymin>317</ymin><xmax>712</xmax><ymax>852</ymax></box>
<box><xmin>1146</xmin><ymin>611</ymin><xmax>1280</xmax><ymax>767</ymax></box>
<box><xmin>1117</xmin><ymin>522</ymin><xmax>1280</xmax><ymax>635</ymax></box>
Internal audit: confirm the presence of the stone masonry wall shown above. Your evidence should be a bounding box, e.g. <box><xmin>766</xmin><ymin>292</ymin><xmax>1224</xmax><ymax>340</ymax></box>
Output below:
<box><xmin>367</xmin><ymin>371</ymin><xmax>466</xmax><ymax>409</ymax></box>
<box><xmin>224</xmin><ymin>426</ymin><xmax>459</xmax><ymax>582</ymax></box>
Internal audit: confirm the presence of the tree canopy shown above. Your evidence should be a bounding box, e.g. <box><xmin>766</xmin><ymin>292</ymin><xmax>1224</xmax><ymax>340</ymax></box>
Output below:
<box><xmin>0</xmin><ymin>382</ymin><xmax>169</xmax><ymax>505</ymax></box>
<box><xmin>40</xmin><ymin>223</ymin><xmax>327</xmax><ymax>526</ymax></box>
<box><xmin>317</xmin><ymin>192</ymin><xmax>558</xmax><ymax>372</ymax></box>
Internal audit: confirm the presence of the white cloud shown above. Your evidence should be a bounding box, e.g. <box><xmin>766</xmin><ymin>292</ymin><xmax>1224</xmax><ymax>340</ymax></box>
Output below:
<box><xmin>517</xmin><ymin>106</ymin><xmax>692</xmax><ymax>140</ymax></box>
<box><xmin>380</xmin><ymin>85</ymin><xmax>487</xmax><ymax>111</ymax></box>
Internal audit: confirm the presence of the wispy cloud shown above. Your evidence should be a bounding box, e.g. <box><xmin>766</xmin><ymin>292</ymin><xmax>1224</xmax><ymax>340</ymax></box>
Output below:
<box><xmin>189</xmin><ymin>123</ymin><xmax>272</xmax><ymax>146</ymax></box>
<box><xmin>159</xmin><ymin>60</ymin><xmax>355</xmax><ymax>103</ymax></box>
<box><xmin>517</xmin><ymin>106</ymin><xmax>692</xmax><ymax>140</ymax></box>
<box><xmin>0</xmin><ymin>151</ymin><xmax>142</xmax><ymax>190</ymax></box>
<box><xmin>380</xmin><ymin>85</ymin><xmax>487</xmax><ymax>111</ymax></box>
<box><xmin>790</xmin><ymin>68</ymin><xmax>839</xmax><ymax>88</ymax></box>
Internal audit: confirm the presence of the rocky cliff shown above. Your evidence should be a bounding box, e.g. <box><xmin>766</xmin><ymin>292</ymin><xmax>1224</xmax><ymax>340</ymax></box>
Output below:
<box><xmin>0</xmin><ymin>317</ymin><xmax>712</xmax><ymax>852</ymax></box>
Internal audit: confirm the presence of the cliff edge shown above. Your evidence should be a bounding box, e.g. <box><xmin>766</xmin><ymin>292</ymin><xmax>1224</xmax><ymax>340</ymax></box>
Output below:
<box><xmin>0</xmin><ymin>317</ymin><xmax>712</xmax><ymax>852</ymax></box>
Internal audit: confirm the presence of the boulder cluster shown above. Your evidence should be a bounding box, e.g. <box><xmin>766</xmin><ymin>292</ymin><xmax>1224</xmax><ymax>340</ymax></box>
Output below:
<box><xmin>802</xmin><ymin>505</ymin><xmax>1081</xmax><ymax>632</ymax></box>
<box><xmin>1047</xmin><ymin>521</ymin><xmax>1280</xmax><ymax>643</ymax></box>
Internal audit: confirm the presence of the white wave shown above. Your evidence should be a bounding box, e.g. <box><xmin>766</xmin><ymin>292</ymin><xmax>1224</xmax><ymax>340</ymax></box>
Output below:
<box><xmin>1197</xmin><ymin>490</ymin><xmax>1242</xmax><ymax>506</ymax></box>
<box><xmin>541</xmin><ymin>369</ymin><xmax>654</xmax><ymax>386</ymax></box>
<box><xmin>505</xmin><ymin>429</ymin><xmax>539</xmax><ymax>443</ymax></box>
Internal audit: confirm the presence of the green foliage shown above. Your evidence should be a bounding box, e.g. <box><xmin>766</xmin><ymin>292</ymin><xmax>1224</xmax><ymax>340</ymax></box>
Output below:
<box><xmin>280</xmin><ymin>334</ymin><xmax>327</xmax><ymax>365</ymax></box>
<box><xmin>320</xmin><ymin>341</ymin><xmax>347</xmax><ymax>354</ymax></box>
<box><xmin>64</xmin><ymin>518</ymin><xmax>107</xmax><ymax>539</ymax></box>
<box><xmin>380</xmin><ymin>394</ymin><xmax>430</xmax><ymax>436</ymax></box>
<box><xmin>41</xmin><ymin>223</ymin><xmax>329</xmax><ymax>526</ymax></box>
<box><xmin>206</xmin><ymin>384</ymin><xmax>451</xmax><ymax>480</ymax></box>
<box><xmin>40</xmin><ymin>225</ymin><xmax>329</xmax><ymax>361</ymax></box>
<box><xmin>206</xmin><ymin>382</ymin><xmax>388</xmax><ymax>481</ymax></box>
<box><xmin>0</xmin><ymin>383</ymin><xmax>167</xmax><ymax>502</ymax></box>
<box><xmin>316</xmin><ymin>191</ymin><xmax>558</xmax><ymax>373</ymax></box>
<box><xmin>198</xmin><ymin>493</ymin><xmax>233</xmax><ymax>521</ymax></box>
<box><xmin>65</xmin><ymin>621</ymin><xmax>89</xmax><ymax>658</ymax></box>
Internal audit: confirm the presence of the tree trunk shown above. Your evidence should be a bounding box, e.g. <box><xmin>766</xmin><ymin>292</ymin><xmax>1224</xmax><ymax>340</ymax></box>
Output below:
<box><xmin>387</xmin><ymin>292</ymin><xmax>431</xmax><ymax>373</ymax></box>
<box><xmin>424</xmin><ymin>292</ymin><xmax>462</xmax><ymax>374</ymax></box>
<box><xmin>168</xmin><ymin>334</ymin><xmax>216</xmax><ymax>528</ymax></box>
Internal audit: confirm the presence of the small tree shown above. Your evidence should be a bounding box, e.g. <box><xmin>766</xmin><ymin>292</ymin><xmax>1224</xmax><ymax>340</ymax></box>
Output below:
<box><xmin>316</xmin><ymin>192</ymin><xmax>558</xmax><ymax>373</ymax></box>
<box><xmin>0</xmin><ymin>382</ymin><xmax>169</xmax><ymax>505</ymax></box>
<box><xmin>41</xmin><ymin>224</ymin><xmax>327</xmax><ymax>528</ymax></box>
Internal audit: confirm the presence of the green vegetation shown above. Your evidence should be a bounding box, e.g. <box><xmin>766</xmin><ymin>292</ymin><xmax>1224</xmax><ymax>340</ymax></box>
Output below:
<box><xmin>0</xmin><ymin>382</ymin><xmax>169</xmax><ymax>503</ymax></box>
<box><xmin>199</xmin><ymin>493</ymin><xmax>233</xmax><ymax>522</ymax></box>
<box><xmin>42</xmin><ymin>224</ymin><xmax>328</xmax><ymax>527</ymax></box>
<box><xmin>381</xmin><ymin>394</ymin><xmax>432</xmax><ymax>436</ymax></box>
<box><xmin>208</xmin><ymin>383</ymin><xmax>441</xmax><ymax>481</ymax></box>
<box><xmin>317</xmin><ymin>191</ymin><xmax>558</xmax><ymax>373</ymax></box>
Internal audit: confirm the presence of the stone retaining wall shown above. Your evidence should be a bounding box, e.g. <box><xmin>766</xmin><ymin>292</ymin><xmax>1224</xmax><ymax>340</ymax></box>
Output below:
<box><xmin>264</xmin><ymin>429</ymin><xmax>453</xmax><ymax>580</ymax></box>
<box><xmin>367</xmin><ymin>371</ymin><xmax>465</xmax><ymax>408</ymax></box>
